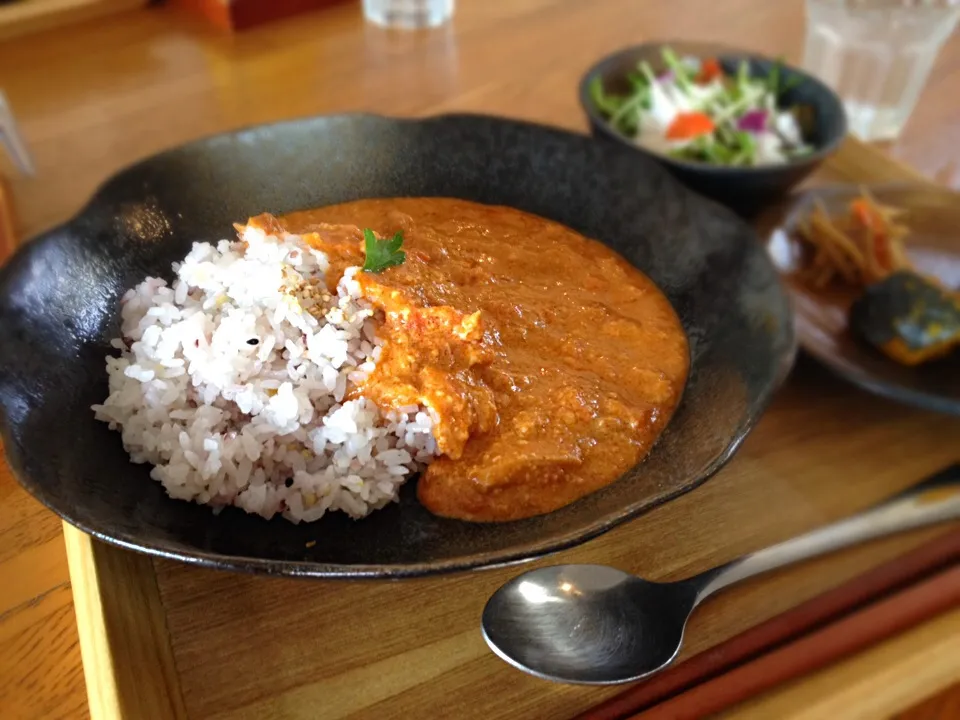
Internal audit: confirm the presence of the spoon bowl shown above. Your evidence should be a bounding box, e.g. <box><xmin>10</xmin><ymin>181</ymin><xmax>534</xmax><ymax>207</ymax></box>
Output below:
<box><xmin>482</xmin><ymin>565</ymin><xmax>698</xmax><ymax>684</ymax></box>
<box><xmin>482</xmin><ymin>465</ymin><xmax>960</xmax><ymax>685</ymax></box>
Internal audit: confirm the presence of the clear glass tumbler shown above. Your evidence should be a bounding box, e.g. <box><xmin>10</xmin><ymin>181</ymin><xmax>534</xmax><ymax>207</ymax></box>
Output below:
<box><xmin>362</xmin><ymin>0</ymin><xmax>454</xmax><ymax>29</ymax></box>
<box><xmin>803</xmin><ymin>0</ymin><xmax>960</xmax><ymax>141</ymax></box>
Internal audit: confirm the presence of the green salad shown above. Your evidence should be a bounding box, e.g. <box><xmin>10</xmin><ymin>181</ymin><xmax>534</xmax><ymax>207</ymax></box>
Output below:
<box><xmin>591</xmin><ymin>47</ymin><xmax>813</xmax><ymax>167</ymax></box>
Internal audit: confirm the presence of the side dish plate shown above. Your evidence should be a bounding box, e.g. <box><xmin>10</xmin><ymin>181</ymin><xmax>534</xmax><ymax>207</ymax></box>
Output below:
<box><xmin>768</xmin><ymin>182</ymin><xmax>960</xmax><ymax>416</ymax></box>
<box><xmin>0</xmin><ymin>114</ymin><xmax>795</xmax><ymax>577</ymax></box>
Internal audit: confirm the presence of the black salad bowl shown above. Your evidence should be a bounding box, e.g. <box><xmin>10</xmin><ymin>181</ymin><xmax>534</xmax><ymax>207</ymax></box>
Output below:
<box><xmin>579</xmin><ymin>41</ymin><xmax>848</xmax><ymax>215</ymax></box>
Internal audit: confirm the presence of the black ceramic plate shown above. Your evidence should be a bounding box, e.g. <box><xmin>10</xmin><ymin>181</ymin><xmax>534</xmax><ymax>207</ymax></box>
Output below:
<box><xmin>0</xmin><ymin>114</ymin><xmax>795</xmax><ymax>578</ymax></box>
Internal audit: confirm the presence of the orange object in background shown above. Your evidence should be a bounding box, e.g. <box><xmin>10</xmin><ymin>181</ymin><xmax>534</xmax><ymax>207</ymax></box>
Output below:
<box><xmin>171</xmin><ymin>0</ymin><xmax>351</xmax><ymax>31</ymax></box>
<box><xmin>696</xmin><ymin>57</ymin><xmax>723</xmax><ymax>83</ymax></box>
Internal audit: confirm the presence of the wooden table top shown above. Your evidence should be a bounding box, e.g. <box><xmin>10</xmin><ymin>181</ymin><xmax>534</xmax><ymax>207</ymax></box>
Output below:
<box><xmin>1</xmin><ymin>2</ymin><xmax>960</xmax><ymax>718</ymax></box>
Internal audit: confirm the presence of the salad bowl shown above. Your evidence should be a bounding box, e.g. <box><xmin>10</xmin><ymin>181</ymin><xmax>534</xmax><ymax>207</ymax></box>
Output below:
<box><xmin>579</xmin><ymin>41</ymin><xmax>847</xmax><ymax>215</ymax></box>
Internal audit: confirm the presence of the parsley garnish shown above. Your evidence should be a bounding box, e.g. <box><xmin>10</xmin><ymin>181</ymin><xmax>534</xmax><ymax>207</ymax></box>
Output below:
<box><xmin>767</xmin><ymin>58</ymin><xmax>804</xmax><ymax>100</ymax></box>
<box><xmin>361</xmin><ymin>228</ymin><xmax>406</xmax><ymax>274</ymax></box>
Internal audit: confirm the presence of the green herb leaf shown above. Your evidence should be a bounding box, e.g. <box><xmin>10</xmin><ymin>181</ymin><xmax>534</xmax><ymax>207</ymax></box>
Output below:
<box><xmin>661</xmin><ymin>47</ymin><xmax>693</xmax><ymax>91</ymax></box>
<box><xmin>610</xmin><ymin>87</ymin><xmax>649</xmax><ymax>136</ymax></box>
<box><xmin>767</xmin><ymin>60</ymin><xmax>782</xmax><ymax>98</ymax></box>
<box><xmin>705</xmin><ymin>139</ymin><xmax>735</xmax><ymax>164</ymax></box>
<box><xmin>731</xmin><ymin>130</ymin><xmax>758</xmax><ymax>166</ymax></box>
<box><xmin>735</xmin><ymin>130</ymin><xmax>757</xmax><ymax>153</ymax></box>
<box><xmin>590</xmin><ymin>76</ymin><xmax>621</xmax><ymax>117</ymax></box>
<box><xmin>714</xmin><ymin>123</ymin><xmax>737</xmax><ymax>147</ymax></box>
<box><xmin>362</xmin><ymin>229</ymin><xmax>406</xmax><ymax>274</ymax></box>
<box><xmin>638</xmin><ymin>60</ymin><xmax>658</xmax><ymax>85</ymax></box>
<box><xmin>765</xmin><ymin>57</ymin><xmax>804</xmax><ymax>101</ymax></box>
<box><xmin>626</xmin><ymin>70</ymin><xmax>647</xmax><ymax>91</ymax></box>
<box><xmin>780</xmin><ymin>72</ymin><xmax>804</xmax><ymax>96</ymax></box>
<box><xmin>730</xmin><ymin>59</ymin><xmax>750</xmax><ymax>102</ymax></box>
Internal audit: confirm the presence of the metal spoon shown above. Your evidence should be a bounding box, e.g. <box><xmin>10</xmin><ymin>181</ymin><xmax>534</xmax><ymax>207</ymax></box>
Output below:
<box><xmin>482</xmin><ymin>465</ymin><xmax>960</xmax><ymax>685</ymax></box>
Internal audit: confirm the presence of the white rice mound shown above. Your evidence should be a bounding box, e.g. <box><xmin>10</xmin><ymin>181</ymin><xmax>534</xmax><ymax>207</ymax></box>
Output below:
<box><xmin>92</xmin><ymin>223</ymin><xmax>439</xmax><ymax>523</ymax></box>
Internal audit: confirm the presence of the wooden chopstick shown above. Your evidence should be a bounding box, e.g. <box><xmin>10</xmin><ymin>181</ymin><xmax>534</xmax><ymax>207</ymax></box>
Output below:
<box><xmin>574</xmin><ymin>530</ymin><xmax>960</xmax><ymax>720</ymax></box>
<box><xmin>629</xmin><ymin>564</ymin><xmax>960</xmax><ymax>719</ymax></box>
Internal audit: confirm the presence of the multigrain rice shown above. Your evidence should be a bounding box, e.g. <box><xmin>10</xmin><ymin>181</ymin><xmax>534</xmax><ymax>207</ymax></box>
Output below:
<box><xmin>92</xmin><ymin>223</ymin><xmax>438</xmax><ymax>523</ymax></box>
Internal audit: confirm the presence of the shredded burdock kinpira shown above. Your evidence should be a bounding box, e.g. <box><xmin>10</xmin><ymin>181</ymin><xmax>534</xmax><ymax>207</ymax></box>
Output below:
<box><xmin>796</xmin><ymin>189</ymin><xmax>914</xmax><ymax>289</ymax></box>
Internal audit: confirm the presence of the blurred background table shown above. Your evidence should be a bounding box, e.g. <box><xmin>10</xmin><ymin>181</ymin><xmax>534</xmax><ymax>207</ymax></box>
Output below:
<box><xmin>0</xmin><ymin>1</ymin><xmax>959</xmax><ymax>718</ymax></box>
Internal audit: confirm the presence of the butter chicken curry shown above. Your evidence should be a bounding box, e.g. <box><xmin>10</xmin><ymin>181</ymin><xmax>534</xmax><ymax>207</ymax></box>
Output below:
<box><xmin>258</xmin><ymin>198</ymin><xmax>688</xmax><ymax>522</ymax></box>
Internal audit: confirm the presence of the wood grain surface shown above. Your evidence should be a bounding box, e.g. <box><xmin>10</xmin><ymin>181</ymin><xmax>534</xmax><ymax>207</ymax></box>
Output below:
<box><xmin>1</xmin><ymin>1</ymin><xmax>960</xmax><ymax>719</ymax></box>
<box><xmin>899</xmin><ymin>681</ymin><xmax>960</xmax><ymax>720</ymax></box>
<box><xmin>150</xmin><ymin>372</ymin><xmax>959</xmax><ymax>720</ymax></box>
<box><xmin>718</xmin><ymin>608</ymin><xmax>960</xmax><ymax>719</ymax></box>
<box><xmin>64</xmin><ymin>525</ymin><xmax>187</xmax><ymax>720</ymax></box>
<box><xmin>0</xmin><ymin>0</ymin><xmax>145</xmax><ymax>43</ymax></box>
<box><xmin>616</xmin><ymin>564</ymin><xmax>960</xmax><ymax>719</ymax></box>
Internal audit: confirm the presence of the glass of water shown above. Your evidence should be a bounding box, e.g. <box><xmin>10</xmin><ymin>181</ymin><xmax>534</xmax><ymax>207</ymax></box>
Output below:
<box><xmin>362</xmin><ymin>0</ymin><xmax>455</xmax><ymax>29</ymax></box>
<box><xmin>803</xmin><ymin>0</ymin><xmax>960</xmax><ymax>141</ymax></box>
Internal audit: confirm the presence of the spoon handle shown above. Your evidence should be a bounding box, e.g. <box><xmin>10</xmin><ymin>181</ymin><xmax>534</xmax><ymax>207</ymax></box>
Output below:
<box><xmin>693</xmin><ymin>464</ymin><xmax>960</xmax><ymax>603</ymax></box>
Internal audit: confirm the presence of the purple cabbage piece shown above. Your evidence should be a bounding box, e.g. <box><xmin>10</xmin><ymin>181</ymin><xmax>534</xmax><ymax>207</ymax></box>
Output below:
<box><xmin>657</xmin><ymin>70</ymin><xmax>673</xmax><ymax>82</ymax></box>
<box><xmin>737</xmin><ymin>109</ymin><xmax>768</xmax><ymax>133</ymax></box>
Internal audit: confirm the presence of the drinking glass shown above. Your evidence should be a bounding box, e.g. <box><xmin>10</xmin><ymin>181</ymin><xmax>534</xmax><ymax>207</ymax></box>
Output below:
<box><xmin>803</xmin><ymin>0</ymin><xmax>960</xmax><ymax>141</ymax></box>
<box><xmin>362</xmin><ymin>0</ymin><xmax>455</xmax><ymax>29</ymax></box>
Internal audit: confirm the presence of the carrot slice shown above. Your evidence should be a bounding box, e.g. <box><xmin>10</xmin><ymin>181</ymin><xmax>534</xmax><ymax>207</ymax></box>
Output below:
<box><xmin>850</xmin><ymin>198</ymin><xmax>877</xmax><ymax>229</ymax></box>
<box><xmin>697</xmin><ymin>58</ymin><xmax>723</xmax><ymax>83</ymax></box>
<box><xmin>851</xmin><ymin>196</ymin><xmax>891</xmax><ymax>235</ymax></box>
<box><xmin>872</xmin><ymin>232</ymin><xmax>894</xmax><ymax>273</ymax></box>
<box><xmin>665</xmin><ymin>112</ymin><xmax>715</xmax><ymax>140</ymax></box>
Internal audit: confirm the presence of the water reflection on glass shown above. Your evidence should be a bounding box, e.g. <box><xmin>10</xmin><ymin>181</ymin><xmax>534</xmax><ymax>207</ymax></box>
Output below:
<box><xmin>363</xmin><ymin>0</ymin><xmax>455</xmax><ymax>29</ymax></box>
<box><xmin>803</xmin><ymin>0</ymin><xmax>960</xmax><ymax>141</ymax></box>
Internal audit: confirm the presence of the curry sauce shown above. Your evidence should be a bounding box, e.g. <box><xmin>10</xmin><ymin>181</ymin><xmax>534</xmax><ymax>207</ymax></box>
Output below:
<box><xmin>276</xmin><ymin>198</ymin><xmax>689</xmax><ymax>522</ymax></box>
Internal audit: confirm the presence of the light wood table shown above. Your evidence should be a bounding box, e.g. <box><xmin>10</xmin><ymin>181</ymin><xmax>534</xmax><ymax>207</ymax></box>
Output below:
<box><xmin>1</xmin><ymin>2</ymin><xmax>959</xmax><ymax>718</ymax></box>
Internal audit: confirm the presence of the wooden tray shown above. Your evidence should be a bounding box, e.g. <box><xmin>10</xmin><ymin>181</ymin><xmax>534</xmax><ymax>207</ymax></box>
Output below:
<box><xmin>53</xmin><ymin>137</ymin><xmax>960</xmax><ymax>720</ymax></box>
